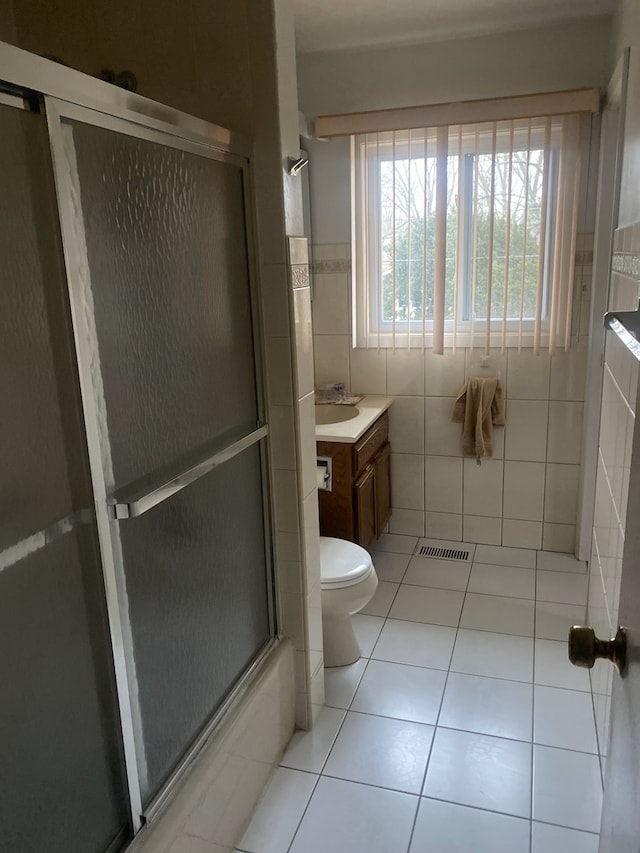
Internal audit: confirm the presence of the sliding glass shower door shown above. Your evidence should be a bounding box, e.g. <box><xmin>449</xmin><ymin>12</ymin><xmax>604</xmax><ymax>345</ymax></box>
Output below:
<box><xmin>1</xmin><ymin>44</ymin><xmax>277</xmax><ymax>845</ymax></box>
<box><xmin>0</xmin><ymin>99</ymin><xmax>131</xmax><ymax>852</ymax></box>
<box><xmin>48</xmin><ymin>103</ymin><xmax>274</xmax><ymax>805</ymax></box>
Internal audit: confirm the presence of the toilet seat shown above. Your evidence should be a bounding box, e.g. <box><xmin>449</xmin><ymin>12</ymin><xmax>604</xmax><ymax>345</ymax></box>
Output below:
<box><xmin>320</xmin><ymin>536</ymin><xmax>374</xmax><ymax>589</ymax></box>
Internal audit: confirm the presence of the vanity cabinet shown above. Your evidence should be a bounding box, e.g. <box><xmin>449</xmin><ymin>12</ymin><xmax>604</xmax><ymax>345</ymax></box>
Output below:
<box><xmin>317</xmin><ymin>411</ymin><xmax>391</xmax><ymax>551</ymax></box>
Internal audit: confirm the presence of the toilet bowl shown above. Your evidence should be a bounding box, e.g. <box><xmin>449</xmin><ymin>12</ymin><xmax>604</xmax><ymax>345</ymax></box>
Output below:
<box><xmin>320</xmin><ymin>536</ymin><xmax>378</xmax><ymax>667</ymax></box>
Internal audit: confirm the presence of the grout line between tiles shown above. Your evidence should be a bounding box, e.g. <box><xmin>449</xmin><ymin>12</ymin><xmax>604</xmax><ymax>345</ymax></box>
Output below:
<box><xmin>529</xmin><ymin>564</ymin><xmax>538</xmax><ymax>852</ymax></box>
<box><xmin>413</xmin><ymin>792</ymin><xmax>532</xmax><ymax>824</ymax></box>
<box><xmin>413</xmin><ymin>790</ymin><xmax>605</xmax><ymax>842</ymax></box>
<box><xmin>500</xmin><ymin>408</ymin><xmax>507</xmax><ymax>550</ymax></box>
<box><xmin>284</xmin><ymin>701</ymin><xmax>354</xmax><ymax>853</ymax></box>
<box><xmin>531</xmin><ymin>816</ymin><xmax>600</xmax><ymax>836</ymax></box>
<box><xmin>392</xmin><ymin>616</ymin><xmax>534</xmax><ymax>637</ymax></box>
<box><xmin>455</xmin><ymin>585</ymin><xmax>536</xmax><ymax>601</ymax></box>
<box><xmin>382</xmin><ymin>578</ymin><xmax>403</xmax><ymax>618</ymax></box>
<box><xmin>405</xmin><ymin>552</ymin><xmax>474</xmax><ymax>850</ymax></box>
<box><xmin>354</xmin><ymin>652</ymin><xmax>448</xmax><ymax>675</ymax></box>
<box><xmin>284</xmin><ymin>769</ymin><xmax>322</xmax><ymax>853</ymax></box>
<box><xmin>359</xmin><ymin>557</ymin><xmax>423</xmax><ymax>853</ymax></box>
<box><xmin>320</xmin><ymin>769</ymin><xmax>423</xmax><ymax>799</ymax></box>
<box><xmin>377</xmin><ymin>537</ymin><xmax>450</xmax><ymax>850</ymax></box>
<box><xmin>280</xmin><ymin>771</ymin><xmax>601</xmax><ymax>849</ymax></box>
<box><xmin>419</xmin><ymin>794</ymin><xmax>529</xmax><ymax>819</ymax></box>
<box><xmin>589</xmin><ymin>676</ymin><xmax>606</xmax><ymax>789</ymax></box>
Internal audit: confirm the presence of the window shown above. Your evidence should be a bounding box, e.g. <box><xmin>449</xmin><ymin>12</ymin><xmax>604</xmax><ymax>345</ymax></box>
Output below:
<box><xmin>352</xmin><ymin>115</ymin><xmax>583</xmax><ymax>353</ymax></box>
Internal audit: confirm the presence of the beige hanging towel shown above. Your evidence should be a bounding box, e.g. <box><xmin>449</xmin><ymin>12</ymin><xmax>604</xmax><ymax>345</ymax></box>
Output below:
<box><xmin>452</xmin><ymin>377</ymin><xmax>505</xmax><ymax>459</ymax></box>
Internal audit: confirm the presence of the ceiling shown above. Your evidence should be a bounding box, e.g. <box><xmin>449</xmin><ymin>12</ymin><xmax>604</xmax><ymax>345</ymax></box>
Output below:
<box><xmin>293</xmin><ymin>0</ymin><xmax>618</xmax><ymax>54</ymax></box>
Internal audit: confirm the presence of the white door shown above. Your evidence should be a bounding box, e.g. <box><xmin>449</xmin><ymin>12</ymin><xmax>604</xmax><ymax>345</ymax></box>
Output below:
<box><xmin>597</xmin><ymin>332</ymin><xmax>640</xmax><ymax>850</ymax></box>
<box><xmin>573</xmin><ymin>49</ymin><xmax>640</xmax><ymax>853</ymax></box>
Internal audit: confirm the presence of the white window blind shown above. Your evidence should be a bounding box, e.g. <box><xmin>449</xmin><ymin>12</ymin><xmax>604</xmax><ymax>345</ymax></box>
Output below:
<box><xmin>352</xmin><ymin>114</ymin><xmax>585</xmax><ymax>354</ymax></box>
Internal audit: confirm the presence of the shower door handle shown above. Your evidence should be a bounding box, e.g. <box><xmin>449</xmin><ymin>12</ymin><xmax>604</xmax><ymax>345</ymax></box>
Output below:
<box><xmin>110</xmin><ymin>424</ymin><xmax>268</xmax><ymax>519</ymax></box>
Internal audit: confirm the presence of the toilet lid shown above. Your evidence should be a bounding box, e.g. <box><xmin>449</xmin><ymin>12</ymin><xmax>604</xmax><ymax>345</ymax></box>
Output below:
<box><xmin>320</xmin><ymin>536</ymin><xmax>374</xmax><ymax>588</ymax></box>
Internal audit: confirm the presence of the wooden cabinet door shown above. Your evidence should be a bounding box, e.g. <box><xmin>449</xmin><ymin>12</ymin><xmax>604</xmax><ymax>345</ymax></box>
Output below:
<box><xmin>354</xmin><ymin>463</ymin><xmax>376</xmax><ymax>550</ymax></box>
<box><xmin>317</xmin><ymin>441</ymin><xmax>354</xmax><ymax>541</ymax></box>
<box><xmin>374</xmin><ymin>442</ymin><xmax>391</xmax><ymax>537</ymax></box>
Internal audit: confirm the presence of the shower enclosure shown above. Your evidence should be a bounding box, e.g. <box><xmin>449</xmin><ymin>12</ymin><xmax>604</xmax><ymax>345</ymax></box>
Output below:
<box><xmin>0</xmin><ymin>43</ymin><xmax>277</xmax><ymax>852</ymax></box>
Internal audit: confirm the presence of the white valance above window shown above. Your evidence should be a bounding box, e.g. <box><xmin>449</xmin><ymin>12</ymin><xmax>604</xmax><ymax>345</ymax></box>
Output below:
<box><xmin>316</xmin><ymin>87</ymin><xmax>599</xmax><ymax>137</ymax></box>
<box><xmin>352</xmin><ymin>113</ymin><xmax>588</xmax><ymax>354</ymax></box>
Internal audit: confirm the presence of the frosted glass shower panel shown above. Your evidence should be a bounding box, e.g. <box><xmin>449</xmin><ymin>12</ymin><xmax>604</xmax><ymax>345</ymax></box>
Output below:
<box><xmin>1</xmin><ymin>526</ymin><xmax>130</xmax><ymax>852</ymax></box>
<box><xmin>69</xmin><ymin>120</ymin><xmax>259</xmax><ymax>489</ymax></box>
<box><xmin>0</xmin><ymin>103</ymin><xmax>130</xmax><ymax>851</ymax></box>
<box><xmin>0</xmin><ymin>105</ymin><xmax>79</xmax><ymax>548</ymax></box>
<box><xmin>119</xmin><ymin>444</ymin><xmax>271</xmax><ymax>801</ymax></box>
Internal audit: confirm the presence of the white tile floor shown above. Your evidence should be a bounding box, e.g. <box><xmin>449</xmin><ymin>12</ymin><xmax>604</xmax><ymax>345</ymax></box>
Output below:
<box><xmin>237</xmin><ymin>535</ymin><xmax>600</xmax><ymax>853</ymax></box>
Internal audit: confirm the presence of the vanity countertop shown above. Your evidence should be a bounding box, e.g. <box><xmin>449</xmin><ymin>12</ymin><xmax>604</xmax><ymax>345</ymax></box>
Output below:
<box><xmin>315</xmin><ymin>395</ymin><xmax>393</xmax><ymax>444</ymax></box>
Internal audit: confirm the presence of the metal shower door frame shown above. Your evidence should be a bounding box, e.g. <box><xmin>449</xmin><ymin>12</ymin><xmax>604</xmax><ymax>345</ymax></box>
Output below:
<box><xmin>0</xmin><ymin>39</ymin><xmax>278</xmax><ymax>835</ymax></box>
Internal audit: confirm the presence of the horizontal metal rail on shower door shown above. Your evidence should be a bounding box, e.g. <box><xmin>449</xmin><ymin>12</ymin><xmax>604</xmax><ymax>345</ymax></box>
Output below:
<box><xmin>604</xmin><ymin>299</ymin><xmax>640</xmax><ymax>361</ymax></box>
<box><xmin>111</xmin><ymin>425</ymin><xmax>269</xmax><ymax>519</ymax></box>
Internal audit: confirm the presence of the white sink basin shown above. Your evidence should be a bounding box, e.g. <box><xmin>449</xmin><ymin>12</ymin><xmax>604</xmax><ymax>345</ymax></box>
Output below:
<box><xmin>315</xmin><ymin>404</ymin><xmax>360</xmax><ymax>425</ymax></box>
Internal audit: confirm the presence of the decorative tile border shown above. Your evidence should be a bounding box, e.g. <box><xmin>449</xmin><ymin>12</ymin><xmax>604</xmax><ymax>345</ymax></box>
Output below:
<box><xmin>290</xmin><ymin>263</ymin><xmax>310</xmax><ymax>289</ymax></box>
<box><xmin>310</xmin><ymin>258</ymin><xmax>352</xmax><ymax>275</ymax></box>
<box><xmin>612</xmin><ymin>252</ymin><xmax>640</xmax><ymax>280</ymax></box>
<box><xmin>311</xmin><ymin>248</ymin><xmax>590</xmax><ymax>276</ymax></box>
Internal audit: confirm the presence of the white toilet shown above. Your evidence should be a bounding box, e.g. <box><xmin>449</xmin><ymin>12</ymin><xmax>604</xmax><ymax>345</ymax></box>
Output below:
<box><xmin>319</xmin><ymin>536</ymin><xmax>378</xmax><ymax>667</ymax></box>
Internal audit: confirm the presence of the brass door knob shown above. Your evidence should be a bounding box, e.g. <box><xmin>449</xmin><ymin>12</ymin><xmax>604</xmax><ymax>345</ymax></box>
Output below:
<box><xmin>568</xmin><ymin>625</ymin><xmax>627</xmax><ymax>676</ymax></box>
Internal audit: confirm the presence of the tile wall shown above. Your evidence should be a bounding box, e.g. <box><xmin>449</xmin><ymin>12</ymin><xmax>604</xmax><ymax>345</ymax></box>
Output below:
<box><xmin>588</xmin><ymin>223</ymin><xmax>640</xmax><ymax>779</ymax></box>
<box><xmin>251</xmin><ymin>2</ymin><xmax>323</xmax><ymax>732</ymax></box>
<box><xmin>258</xmin><ymin>200</ymin><xmax>323</xmax><ymax>736</ymax></box>
<box><xmin>285</xmin><ymin>237</ymin><xmax>325</xmax><ymax>727</ymax></box>
<box><xmin>311</xmin><ymin>242</ymin><xmax>591</xmax><ymax>553</ymax></box>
